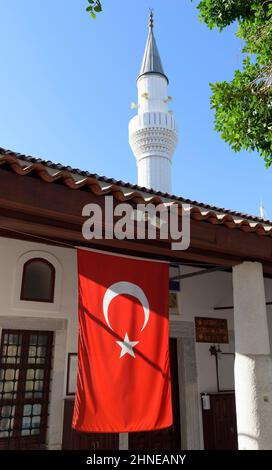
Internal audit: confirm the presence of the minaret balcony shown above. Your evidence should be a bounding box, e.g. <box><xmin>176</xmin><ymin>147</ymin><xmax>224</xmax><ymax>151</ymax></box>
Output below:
<box><xmin>129</xmin><ymin>112</ymin><xmax>178</xmax><ymax>163</ymax></box>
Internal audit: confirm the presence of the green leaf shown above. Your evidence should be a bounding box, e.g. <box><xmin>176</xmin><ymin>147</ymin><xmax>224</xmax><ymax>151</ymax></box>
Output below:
<box><xmin>94</xmin><ymin>5</ymin><xmax>102</xmax><ymax>13</ymax></box>
<box><xmin>193</xmin><ymin>0</ymin><xmax>272</xmax><ymax>166</ymax></box>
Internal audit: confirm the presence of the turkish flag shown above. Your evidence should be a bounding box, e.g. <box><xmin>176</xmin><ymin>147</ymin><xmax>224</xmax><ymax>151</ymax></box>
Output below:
<box><xmin>72</xmin><ymin>248</ymin><xmax>172</xmax><ymax>433</ymax></box>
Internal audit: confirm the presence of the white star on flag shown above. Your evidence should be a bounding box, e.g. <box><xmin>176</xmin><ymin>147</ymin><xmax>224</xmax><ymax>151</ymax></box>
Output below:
<box><xmin>116</xmin><ymin>333</ymin><xmax>139</xmax><ymax>359</ymax></box>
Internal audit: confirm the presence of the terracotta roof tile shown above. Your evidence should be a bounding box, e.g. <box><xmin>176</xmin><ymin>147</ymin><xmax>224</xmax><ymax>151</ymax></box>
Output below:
<box><xmin>1</xmin><ymin>146</ymin><xmax>272</xmax><ymax>237</ymax></box>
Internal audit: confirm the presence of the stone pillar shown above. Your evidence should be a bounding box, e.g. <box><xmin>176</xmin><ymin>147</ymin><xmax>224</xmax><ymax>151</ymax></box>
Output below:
<box><xmin>232</xmin><ymin>261</ymin><xmax>272</xmax><ymax>450</ymax></box>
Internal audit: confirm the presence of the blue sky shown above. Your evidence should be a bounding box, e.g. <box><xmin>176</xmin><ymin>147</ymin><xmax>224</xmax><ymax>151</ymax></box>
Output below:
<box><xmin>0</xmin><ymin>0</ymin><xmax>271</xmax><ymax>218</ymax></box>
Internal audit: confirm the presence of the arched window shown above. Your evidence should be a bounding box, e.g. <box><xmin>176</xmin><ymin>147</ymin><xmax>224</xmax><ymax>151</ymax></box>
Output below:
<box><xmin>20</xmin><ymin>258</ymin><xmax>55</xmax><ymax>302</ymax></box>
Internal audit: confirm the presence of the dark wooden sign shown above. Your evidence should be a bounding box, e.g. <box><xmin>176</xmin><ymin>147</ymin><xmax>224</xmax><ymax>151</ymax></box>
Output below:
<box><xmin>195</xmin><ymin>317</ymin><xmax>229</xmax><ymax>343</ymax></box>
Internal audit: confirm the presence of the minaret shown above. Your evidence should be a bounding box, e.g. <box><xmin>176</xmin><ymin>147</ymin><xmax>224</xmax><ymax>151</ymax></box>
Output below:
<box><xmin>129</xmin><ymin>11</ymin><xmax>178</xmax><ymax>193</ymax></box>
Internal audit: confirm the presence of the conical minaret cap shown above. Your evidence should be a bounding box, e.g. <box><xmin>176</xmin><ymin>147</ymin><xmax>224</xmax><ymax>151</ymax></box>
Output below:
<box><xmin>138</xmin><ymin>11</ymin><xmax>169</xmax><ymax>84</ymax></box>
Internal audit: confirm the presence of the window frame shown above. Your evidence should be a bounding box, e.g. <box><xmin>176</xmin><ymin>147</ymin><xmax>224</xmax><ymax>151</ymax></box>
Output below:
<box><xmin>0</xmin><ymin>329</ymin><xmax>53</xmax><ymax>449</ymax></box>
<box><xmin>20</xmin><ymin>258</ymin><xmax>55</xmax><ymax>303</ymax></box>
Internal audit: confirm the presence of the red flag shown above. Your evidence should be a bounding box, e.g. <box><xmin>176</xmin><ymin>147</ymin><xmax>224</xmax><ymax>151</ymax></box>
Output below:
<box><xmin>72</xmin><ymin>248</ymin><xmax>172</xmax><ymax>433</ymax></box>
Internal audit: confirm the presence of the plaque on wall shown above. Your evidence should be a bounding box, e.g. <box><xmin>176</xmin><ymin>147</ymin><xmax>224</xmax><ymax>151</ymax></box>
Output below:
<box><xmin>195</xmin><ymin>317</ymin><xmax>229</xmax><ymax>343</ymax></box>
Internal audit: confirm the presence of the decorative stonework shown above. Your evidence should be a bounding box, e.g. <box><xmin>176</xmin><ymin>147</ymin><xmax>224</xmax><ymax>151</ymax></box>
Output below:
<box><xmin>129</xmin><ymin>111</ymin><xmax>178</xmax><ymax>193</ymax></box>
<box><xmin>129</xmin><ymin>125</ymin><xmax>178</xmax><ymax>161</ymax></box>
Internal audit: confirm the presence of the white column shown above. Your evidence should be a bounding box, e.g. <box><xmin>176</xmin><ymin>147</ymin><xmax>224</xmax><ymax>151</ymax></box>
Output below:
<box><xmin>232</xmin><ymin>261</ymin><xmax>272</xmax><ymax>450</ymax></box>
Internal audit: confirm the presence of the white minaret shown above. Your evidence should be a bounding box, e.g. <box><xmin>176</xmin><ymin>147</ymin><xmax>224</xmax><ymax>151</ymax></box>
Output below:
<box><xmin>129</xmin><ymin>11</ymin><xmax>178</xmax><ymax>194</ymax></box>
<box><xmin>260</xmin><ymin>200</ymin><xmax>266</xmax><ymax>219</ymax></box>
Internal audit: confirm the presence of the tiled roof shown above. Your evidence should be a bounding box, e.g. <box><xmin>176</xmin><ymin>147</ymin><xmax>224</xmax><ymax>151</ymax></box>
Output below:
<box><xmin>1</xmin><ymin>147</ymin><xmax>272</xmax><ymax>237</ymax></box>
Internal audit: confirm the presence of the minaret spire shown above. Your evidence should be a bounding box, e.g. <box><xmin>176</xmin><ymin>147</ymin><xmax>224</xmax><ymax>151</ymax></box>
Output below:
<box><xmin>129</xmin><ymin>12</ymin><xmax>178</xmax><ymax>194</ymax></box>
<box><xmin>149</xmin><ymin>9</ymin><xmax>154</xmax><ymax>30</ymax></box>
<box><xmin>138</xmin><ymin>10</ymin><xmax>168</xmax><ymax>84</ymax></box>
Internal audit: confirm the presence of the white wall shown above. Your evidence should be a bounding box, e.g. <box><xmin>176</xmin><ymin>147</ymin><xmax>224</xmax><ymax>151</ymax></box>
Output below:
<box><xmin>177</xmin><ymin>266</ymin><xmax>235</xmax><ymax>389</ymax></box>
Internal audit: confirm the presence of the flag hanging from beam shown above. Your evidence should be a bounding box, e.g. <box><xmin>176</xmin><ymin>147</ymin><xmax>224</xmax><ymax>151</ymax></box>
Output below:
<box><xmin>72</xmin><ymin>248</ymin><xmax>172</xmax><ymax>433</ymax></box>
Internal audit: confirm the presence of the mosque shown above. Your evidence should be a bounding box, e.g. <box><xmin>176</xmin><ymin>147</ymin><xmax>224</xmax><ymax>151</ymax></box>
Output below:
<box><xmin>0</xmin><ymin>12</ymin><xmax>272</xmax><ymax>450</ymax></box>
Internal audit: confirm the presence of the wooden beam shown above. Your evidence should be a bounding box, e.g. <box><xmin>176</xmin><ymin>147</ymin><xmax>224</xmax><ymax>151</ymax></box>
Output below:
<box><xmin>0</xmin><ymin>214</ymin><xmax>237</xmax><ymax>266</ymax></box>
<box><xmin>1</xmin><ymin>168</ymin><xmax>272</xmax><ymax>270</ymax></box>
<box><xmin>170</xmin><ymin>265</ymin><xmax>230</xmax><ymax>281</ymax></box>
<box><xmin>214</xmin><ymin>301</ymin><xmax>272</xmax><ymax>311</ymax></box>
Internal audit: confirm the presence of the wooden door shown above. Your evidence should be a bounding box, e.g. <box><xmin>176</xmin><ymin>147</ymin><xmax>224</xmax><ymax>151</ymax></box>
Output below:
<box><xmin>201</xmin><ymin>392</ymin><xmax>238</xmax><ymax>450</ymax></box>
<box><xmin>0</xmin><ymin>329</ymin><xmax>53</xmax><ymax>449</ymax></box>
<box><xmin>61</xmin><ymin>398</ymin><xmax>119</xmax><ymax>450</ymax></box>
<box><xmin>129</xmin><ymin>338</ymin><xmax>181</xmax><ymax>450</ymax></box>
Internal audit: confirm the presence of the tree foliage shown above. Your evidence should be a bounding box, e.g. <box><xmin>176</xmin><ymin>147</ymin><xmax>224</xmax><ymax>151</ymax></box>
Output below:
<box><xmin>196</xmin><ymin>0</ymin><xmax>272</xmax><ymax>166</ymax></box>
<box><xmin>86</xmin><ymin>0</ymin><xmax>102</xmax><ymax>19</ymax></box>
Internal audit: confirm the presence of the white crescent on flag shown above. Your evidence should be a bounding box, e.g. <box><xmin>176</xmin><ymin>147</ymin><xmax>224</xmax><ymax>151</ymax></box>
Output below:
<box><xmin>103</xmin><ymin>281</ymin><xmax>150</xmax><ymax>332</ymax></box>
